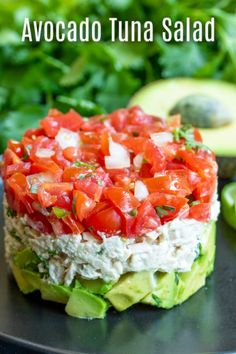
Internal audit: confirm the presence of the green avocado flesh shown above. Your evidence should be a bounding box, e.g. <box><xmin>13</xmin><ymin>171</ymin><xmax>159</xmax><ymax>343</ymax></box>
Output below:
<box><xmin>10</xmin><ymin>222</ymin><xmax>216</xmax><ymax>319</ymax></box>
<box><xmin>129</xmin><ymin>78</ymin><xmax>236</xmax><ymax>158</ymax></box>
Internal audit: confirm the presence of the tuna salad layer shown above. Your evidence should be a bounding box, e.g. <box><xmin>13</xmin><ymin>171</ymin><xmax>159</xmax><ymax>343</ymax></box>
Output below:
<box><xmin>4</xmin><ymin>197</ymin><xmax>219</xmax><ymax>284</ymax></box>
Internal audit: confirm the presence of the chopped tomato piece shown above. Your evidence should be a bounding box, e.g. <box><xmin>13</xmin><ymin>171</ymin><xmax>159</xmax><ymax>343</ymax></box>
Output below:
<box><xmin>133</xmin><ymin>200</ymin><xmax>161</xmax><ymax>236</ymax></box>
<box><xmin>37</xmin><ymin>182</ymin><xmax>73</xmax><ymax>208</ymax></box>
<box><xmin>143</xmin><ymin>140</ymin><xmax>166</xmax><ymax>173</ymax></box>
<box><xmin>41</xmin><ymin>109</ymin><xmax>83</xmax><ymax>137</ymax></box>
<box><xmin>189</xmin><ymin>202</ymin><xmax>211</xmax><ymax>222</ymax></box>
<box><xmin>144</xmin><ymin>170</ymin><xmax>192</xmax><ymax>197</ymax></box>
<box><xmin>62</xmin><ymin>215</ymin><xmax>84</xmax><ymax>234</ymax></box>
<box><xmin>147</xmin><ymin>192</ymin><xmax>188</xmax><ymax>222</ymax></box>
<box><xmin>7</xmin><ymin>140</ymin><xmax>24</xmax><ymax>158</ymax></box>
<box><xmin>86</xmin><ymin>205</ymin><xmax>122</xmax><ymax>236</ymax></box>
<box><xmin>104</xmin><ymin>187</ymin><xmax>140</xmax><ymax>213</ymax></box>
<box><xmin>73</xmin><ymin>190</ymin><xmax>96</xmax><ymax>222</ymax></box>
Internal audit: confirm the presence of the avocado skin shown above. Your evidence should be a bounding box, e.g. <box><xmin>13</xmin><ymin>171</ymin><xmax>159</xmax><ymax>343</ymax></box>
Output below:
<box><xmin>142</xmin><ymin>222</ymin><xmax>216</xmax><ymax>308</ymax></box>
<box><xmin>65</xmin><ymin>288</ymin><xmax>109</xmax><ymax>319</ymax></box>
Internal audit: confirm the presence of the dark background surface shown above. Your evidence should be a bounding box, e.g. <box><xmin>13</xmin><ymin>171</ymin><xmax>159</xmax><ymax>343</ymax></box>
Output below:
<box><xmin>0</xmin><ymin>183</ymin><xmax>236</xmax><ymax>354</ymax></box>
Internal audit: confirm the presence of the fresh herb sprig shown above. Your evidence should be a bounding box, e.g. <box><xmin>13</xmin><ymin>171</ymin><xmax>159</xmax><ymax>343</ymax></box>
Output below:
<box><xmin>173</xmin><ymin>125</ymin><xmax>211</xmax><ymax>151</ymax></box>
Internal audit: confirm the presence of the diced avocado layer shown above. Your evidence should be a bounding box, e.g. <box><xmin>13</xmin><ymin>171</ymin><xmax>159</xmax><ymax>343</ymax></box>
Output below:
<box><xmin>104</xmin><ymin>271</ymin><xmax>155</xmax><ymax>311</ymax></box>
<box><xmin>10</xmin><ymin>221</ymin><xmax>216</xmax><ymax>319</ymax></box>
<box><xmin>142</xmin><ymin>221</ymin><xmax>216</xmax><ymax>308</ymax></box>
<box><xmin>65</xmin><ymin>288</ymin><xmax>109</xmax><ymax>319</ymax></box>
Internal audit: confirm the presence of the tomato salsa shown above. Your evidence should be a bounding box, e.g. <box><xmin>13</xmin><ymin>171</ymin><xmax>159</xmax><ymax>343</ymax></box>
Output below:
<box><xmin>1</xmin><ymin>107</ymin><xmax>217</xmax><ymax>239</ymax></box>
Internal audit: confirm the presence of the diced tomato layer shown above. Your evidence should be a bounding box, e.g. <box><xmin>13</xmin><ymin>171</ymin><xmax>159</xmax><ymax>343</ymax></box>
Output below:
<box><xmin>1</xmin><ymin>106</ymin><xmax>217</xmax><ymax>237</ymax></box>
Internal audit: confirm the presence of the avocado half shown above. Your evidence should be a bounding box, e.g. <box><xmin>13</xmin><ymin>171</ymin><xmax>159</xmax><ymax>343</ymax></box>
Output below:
<box><xmin>10</xmin><ymin>222</ymin><xmax>216</xmax><ymax>319</ymax></box>
<box><xmin>129</xmin><ymin>78</ymin><xmax>236</xmax><ymax>178</ymax></box>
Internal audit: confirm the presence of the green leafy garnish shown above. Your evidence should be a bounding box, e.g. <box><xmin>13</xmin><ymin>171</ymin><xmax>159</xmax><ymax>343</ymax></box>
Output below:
<box><xmin>175</xmin><ymin>272</ymin><xmax>180</xmax><ymax>285</ymax></box>
<box><xmin>173</xmin><ymin>125</ymin><xmax>210</xmax><ymax>151</ymax></box>
<box><xmin>155</xmin><ymin>205</ymin><xmax>175</xmax><ymax>218</ymax></box>
<box><xmin>7</xmin><ymin>207</ymin><xmax>16</xmax><ymax>218</ymax></box>
<box><xmin>52</xmin><ymin>207</ymin><xmax>70</xmax><ymax>219</ymax></box>
<box><xmin>195</xmin><ymin>243</ymin><xmax>203</xmax><ymax>261</ymax></box>
<box><xmin>74</xmin><ymin>161</ymin><xmax>95</xmax><ymax>169</ymax></box>
<box><xmin>132</xmin><ymin>132</ymin><xmax>139</xmax><ymax>137</ymax></box>
<box><xmin>129</xmin><ymin>209</ymin><xmax>137</xmax><ymax>217</ymax></box>
<box><xmin>9</xmin><ymin>229</ymin><xmax>21</xmax><ymax>242</ymax></box>
<box><xmin>152</xmin><ymin>294</ymin><xmax>162</xmax><ymax>307</ymax></box>
<box><xmin>190</xmin><ymin>200</ymin><xmax>201</xmax><ymax>206</ymax></box>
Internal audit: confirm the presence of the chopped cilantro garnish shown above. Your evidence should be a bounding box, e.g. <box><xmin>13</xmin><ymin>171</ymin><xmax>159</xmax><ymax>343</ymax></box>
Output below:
<box><xmin>129</xmin><ymin>209</ymin><xmax>137</xmax><ymax>217</ymax></box>
<box><xmin>52</xmin><ymin>207</ymin><xmax>70</xmax><ymax>218</ymax></box>
<box><xmin>152</xmin><ymin>294</ymin><xmax>162</xmax><ymax>307</ymax></box>
<box><xmin>74</xmin><ymin>160</ymin><xmax>95</xmax><ymax>169</ymax></box>
<box><xmin>30</xmin><ymin>184</ymin><xmax>39</xmax><ymax>194</ymax></box>
<box><xmin>7</xmin><ymin>207</ymin><xmax>16</xmax><ymax>218</ymax></box>
<box><xmin>155</xmin><ymin>205</ymin><xmax>175</xmax><ymax>218</ymax></box>
<box><xmin>195</xmin><ymin>243</ymin><xmax>203</xmax><ymax>261</ymax></box>
<box><xmin>9</xmin><ymin>229</ymin><xmax>21</xmax><ymax>242</ymax></box>
<box><xmin>132</xmin><ymin>132</ymin><xmax>139</xmax><ymax>137</ymax></box>
<box><xmin>191</xmin><ymin>200</ymin><xmax>201</xmax><ymax>206</ymax></box>
<box><xmin>97</xmin><ymin>179</ymin><xmax>104</xmax><ymax>186</ymax></box>
<box><xmin>175</xmin><ymin>272</ymin><xmax>180</xmax><ymax>285</ymax></box>
<box><xmin>173</xmin><ymin>125</ymin><xmax>210</xmax><ymax>151</ymax></box>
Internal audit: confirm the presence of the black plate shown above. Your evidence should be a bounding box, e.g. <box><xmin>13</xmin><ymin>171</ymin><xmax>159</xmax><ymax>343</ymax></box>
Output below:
<box><xmin>0</xmin><ymin>183</ymin><xmax>236</xmax><ymax>354</ymax></box>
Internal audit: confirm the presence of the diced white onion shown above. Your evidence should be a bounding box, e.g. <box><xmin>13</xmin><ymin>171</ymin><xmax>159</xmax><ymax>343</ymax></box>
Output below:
<box><xmin>133</xmin><ymin>154</ymin><xmax>143</xmax><ymax>170</ymax></box>
<box><xmin>150</xmin><ymin>132</ymin><xmax>173</xmax><ymax>146</ymax></box>
<box><xmin>108</xmin><ymin>138</ymin><xmax>129</xmax><ymax>158</ymax></box>
<box><xmin>105</xmin><ymin>156</ymin><xmax>130</xmax><ymax>169</ymax></box>
<box><xmin>35</xmin><ymin>148</ymin><xmax>55</xmax><ymax>158</ymax></box>
<box><xmin>134</xmin><ymin>180</ymin><xmax>149</xmax><ymax>201</ymax></box>
<box><xmin>105</xmin><ymin>138</ymin><xmax>130</xmax><ymax>169</ymax></box>
<box><xmin>55</xmin><ymin>128</ymin><xmax>79</xmax><ymax>150</ymax></box>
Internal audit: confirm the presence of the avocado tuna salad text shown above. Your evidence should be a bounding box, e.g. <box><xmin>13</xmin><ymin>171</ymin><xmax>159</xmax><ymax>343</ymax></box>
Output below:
<box><xmin>2</xmin><ymin>106</ymin><xmax>219</xmax><ymax>319</ymax></box>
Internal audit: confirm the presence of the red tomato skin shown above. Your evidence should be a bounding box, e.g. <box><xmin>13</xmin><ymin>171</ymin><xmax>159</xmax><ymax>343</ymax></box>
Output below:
<box><xmin>62</xmin><ymin>215</ymin><xmax>84</xmax><ymax>234</ymax></box>
<box><xmin>109</xmin><ymin>109</ymin><xmax>128</xmax><ymax>131</ymax></box>
<box><xmin>133</xmin><ymin>200</ymin><xmax>161</xmax><ymax>236</ymax></box>
<box><xmin>104</xmin><ymin>187</ymin><xmax>140</xmax><ymax>213</ymax></box>
<box><xmin>37</xmin><ymin>183</ymin><xmax>73</xmax><ymax>208</ymax></box>
<box><xmin>86</xmin><ymin>206</ymin><xmax>122</xmax><ymax>236</ymax></box>
<box><xmin>189</xmin><ymin>203</ymin><xmax>211</xmax><ymax>222</ymax></box>
<box><xmin>73</xmin><ymin>190</ymin><xmax>96</xmax><ymax>222</ymax></box>
<box><xmin>7</xmin><ymin>140</ymin><xmax>24</xmax><ymax>158</ymax></box>
<box><xmin>143</xmin><ymin>140</ymin><xmax>166</xmax><ymax>173</ymax></box>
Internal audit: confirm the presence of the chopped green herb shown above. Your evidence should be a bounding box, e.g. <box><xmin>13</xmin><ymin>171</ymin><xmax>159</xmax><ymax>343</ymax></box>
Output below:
<box><xmin>9</xmin><ymin>229</ymin><xmax>21</xmax><ymax>242</ymax></box>
<box><xmin>74</xmin><ymin>160</ymin><xmax>95</xmax><ymax>169</ymax></box>
<box><xmin>191</xmin><ymin>200</ymin><xmax>201</xmax><ymax>206</ymax></box>
<box><xmin>72</xmin><ymin>196</ymin><xmax>77</xmax><ymax>216</ymax></box>
<box><xmin>155</xmin><ymin>205</ymin><xmax>175</xmax><ymax>218</ymax></box>
<box><xmin>97</xmin><ymin>248</ymin><xmax>105</xmax><ymax>256</ymax></box>
<box><xmin>7</xmin><ymin>207</ymin><xmax>16</xmax><ymax>218</ymax></box>
<box><xmin>129</xmin><ymin>208</ymin><xmax>137</xmax><ymax>217</ymax></box>
<box><xmin>152</xmin><ymin>294</ymin><xmax>162</xmax><ymax>307</ymax></box>
<box><xmin>195</xmin><ymin>243</ymin><xmax>203</xmax><ymax>261</ymax></box>
<box><xmin>52</xmin><ymin>207</ymin><xmax>70</xmax><ymax>218</ymax></box>
<box><xmin>30</xmin><ymin>184</ymin><xmax>39</xmax><ymax>194</ymax></box>
<box><xmin>48</xmin><ymin>249</ymin><xmax>58</xmax><ymax>257</ymax></box>
<box><xmin>22</xmin><ymin>150</ymin><xmax>29</xmax><ymax>161</ymax></box>
<box><xmin>100</xmin><ymin>116</ymin><xmax>108</xmax><ymax>123</ymax></box>
<box><xmin>173</xmin><ymin>125</ymin><xmax>210</xmax><ymax>151</ymax></box>
<box><xmin>175</xmin><ymin>272</ymin><xmax>180</xmax><ymax>285</ymax></box>
<box><xmin>132</xmin><ymin>132</ymin><xmax>139</xmax><ymax>137</ymax></box>
<box><xmin>97</xmin><ymin>179</ymin><xmax>104</xmax><ymax>186</ymax></box>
